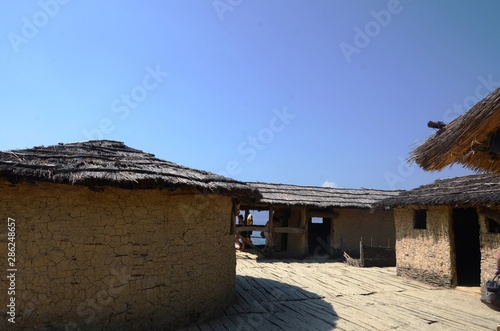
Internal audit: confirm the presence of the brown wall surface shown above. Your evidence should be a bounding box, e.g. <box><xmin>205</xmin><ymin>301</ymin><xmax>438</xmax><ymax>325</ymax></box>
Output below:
<box><xmin>286</xmin><ymin>207</ymin><xmax>307</xmax><ymax>256</ymax></box>
<box><xmin>332</xmin><ymin>209</ymin><xmax>395</xmax><ymax>257</ymax></box>
<box><xmin>394</xmin><ymin>206</ymin><xmax>454</xmax><ymax>287</ymax></box>
<box><xmin>478</xmin><ymin>207</ymin><xmax>500</xmax><ymax>289</ymax></box>
<box><xmin>0</xmin><ymin>180</ymin><xmax>235</xmax><ymax>330</ymax></box>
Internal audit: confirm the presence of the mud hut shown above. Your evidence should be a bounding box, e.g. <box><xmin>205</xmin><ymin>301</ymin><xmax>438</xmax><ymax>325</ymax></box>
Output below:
<box><xmin>0</xmin><ymin>140</ymin><xmax>260</xmax><ymax>330</ymax></box>
<box><xmin>411</xmin><ymin>87</ymin><xmax>500</xmax><ymax>174</ymax></box>
<box><xmin>379</xmin><ymin>173</ymin><xmax>500</xmax><ymax>288</ymax></box>
<box><xmin>240</xmin><ymin>182</ymin><xmax>399</xmax><ymax>264</ymax></box>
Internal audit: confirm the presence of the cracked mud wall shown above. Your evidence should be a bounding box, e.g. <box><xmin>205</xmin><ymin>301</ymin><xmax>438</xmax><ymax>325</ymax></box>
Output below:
<box><xmin>394</xmin><ymin>206</ymin><xmax>454</xmax><ymax>287</ymax></box>
<box><xmin>0</xmin><ymin>179</ymin><xmax>236</xmax><ymax>330</ymax></box>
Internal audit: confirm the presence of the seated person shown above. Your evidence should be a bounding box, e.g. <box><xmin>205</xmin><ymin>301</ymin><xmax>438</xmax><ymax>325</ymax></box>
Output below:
<box><xmin>246</xmin><ymin>214</ymin><xmax>254</xmax><ymax>243</ymax></box>
<box><xmin>235</xmin><ymin>214</ymin><xmax>249</xmax><ymax>250</ymax></box>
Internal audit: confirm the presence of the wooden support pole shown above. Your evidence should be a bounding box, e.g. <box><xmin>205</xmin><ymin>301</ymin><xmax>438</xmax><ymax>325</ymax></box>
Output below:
<box><xmin>268</xmin><ymin>206</ymin><xmax>274</xmax><ymax>258</ymax></box>
<box><xmin>329</xmin><ymin>210</ymin><xmax>335</xmax><ymax>257</ymax></box>
<box><xmin>300</xmin><ymin>207</ymin><xmax>307</xmax><ymax>257</ymax></box>
<box><xmin>360</xmin><ymin>237</ymin><xmax>364</xmax><ymax>267</ymax></box>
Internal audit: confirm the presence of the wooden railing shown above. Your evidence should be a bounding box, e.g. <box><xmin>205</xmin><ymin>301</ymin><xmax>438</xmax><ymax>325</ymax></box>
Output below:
<box><xmin>235</xmin><ymin>226</ymin><xmax>306</xmax><ymax>258</ymax></box>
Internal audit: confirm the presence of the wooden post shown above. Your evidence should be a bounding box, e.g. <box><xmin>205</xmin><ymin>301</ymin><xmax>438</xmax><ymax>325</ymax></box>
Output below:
<box><xmin>360</xmin><ymin>237</ymin><xmax>364</xmax><ymax>267</ymax></box>
<box><xmin>329</xmin><ymin>211</ymin><xmax>335</xmax><ymax>257</ymax></box>
<box><xmin>300</xmin><ymin>207</ymin><xmax>307</xmax><ymax>257</ymax></box>
<box><xmin>268</xmin><ymin>206</ymin><xmax>274</xmax><ymax>258</ymax></box>
<box><xmin>244</xmin><ymin>209</ymin><xmax>250</xmax><ymax>243</ymax></box>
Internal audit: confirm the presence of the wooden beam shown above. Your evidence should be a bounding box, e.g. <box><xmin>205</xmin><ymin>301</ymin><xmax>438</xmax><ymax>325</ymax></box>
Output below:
<box><xmin>273</xmin><ymin>227</ymin><xmax>306</xmax><ymax>234</ymax></box>
<box><xmin>268</xmin><ymin>206</ymin><xmax>274</xmax><ymax>258</ymax></box>
<box><xmin>478</xmin><ymin>207</ymin><xmax>500</xmax><ymax>223</ymax></box>
<box><xmin>306</xmin><ymin>210</ymin><xmax>338</xmax><ymax>218</ymax></box>
<box><xmin>235</xmin><ymin>226</ymin><xmax>305</xmax><ymax>234</ymax></box>
<box><xmin>236</xmin><ymin>226</ymin><xmax>267</xmax><ymax>232</ymax></box>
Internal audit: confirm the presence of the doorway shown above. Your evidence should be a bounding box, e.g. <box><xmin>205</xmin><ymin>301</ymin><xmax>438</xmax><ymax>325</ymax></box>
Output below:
<box><xmin>308</xmin><ymin>217</ymin><xmax>331</xmax><ymax>256</ymax></box>
<box><xmin>452</xmin><ymin>208</ymin><xmax>480</xmax><ymax>286</ymax></box>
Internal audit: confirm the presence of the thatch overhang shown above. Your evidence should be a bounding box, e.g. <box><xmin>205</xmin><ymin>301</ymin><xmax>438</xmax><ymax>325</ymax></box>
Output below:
<box><xmin>411</xmin><ymin>87</ymin><xmax>500</xmax><ymax>174</ymax></box>
<box><xmin>377</xmin><ymin>173</ymin><xmax>500</xmax><ymax>209</ymax></box>
<box><xmin>0</xmin><ymin>140</ymin><xmax>261</xmax><ymax>200</ymax></box>
<box><xmin>244</xmin><ymin>182</ymin><xmax>401</xmax><ymax>210</ymax></box>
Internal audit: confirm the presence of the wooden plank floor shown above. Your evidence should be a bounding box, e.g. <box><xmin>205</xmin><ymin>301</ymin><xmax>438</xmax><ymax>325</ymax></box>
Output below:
<box><xmin>180</xmin><ymin>250</ymin><xmax>500</xmax><ymax>331</ymax></box>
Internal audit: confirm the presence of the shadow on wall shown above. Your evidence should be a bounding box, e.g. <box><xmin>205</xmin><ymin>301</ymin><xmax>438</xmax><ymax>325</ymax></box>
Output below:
<box><xmin>181</xmin><ymin>275</ymin><xmax>338</xmax><ymax>330</ymax></box>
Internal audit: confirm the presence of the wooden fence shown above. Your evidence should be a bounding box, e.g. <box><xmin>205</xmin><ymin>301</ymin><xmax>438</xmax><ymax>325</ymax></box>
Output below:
<box><xmin>359</xmin><ymin>239</ymin><xmax>396</xmax><ymax>267</ymax></box>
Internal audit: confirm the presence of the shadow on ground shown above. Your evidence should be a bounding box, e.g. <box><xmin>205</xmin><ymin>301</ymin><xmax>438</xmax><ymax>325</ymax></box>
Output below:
<box><xmin>181</xmin><ymin>275</ymin><xmax>338</xmax><ymax>330</ymax></box>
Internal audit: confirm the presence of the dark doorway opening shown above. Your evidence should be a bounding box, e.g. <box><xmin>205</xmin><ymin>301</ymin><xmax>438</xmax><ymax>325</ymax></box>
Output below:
<box><xmin>452</xmin><ymin>208</ymin><xmax>480</xmax><ymax>286</ymax></box>
<box><xmin>308</xmin><ymin>218</ymin><xmax>331</xmax><ymax>256</ymax></box>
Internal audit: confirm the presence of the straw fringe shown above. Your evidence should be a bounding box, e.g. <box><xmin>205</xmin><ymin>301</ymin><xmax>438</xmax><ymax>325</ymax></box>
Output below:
<box><xmin>377</xmin><ymin>173</ymin><xmax>500</xmax><ymax>208</ymax></box>
<box><xmin>0</xmin><ymin>140</ymin><xmax>261</xmax><ymax>199</ymax></box>
<box><xmin>247</xmin><ymin>182</ymin><xmax>400</xmax><ymax>209</ymax></box>
<box><xmin>410</xmin><ymin>87</ymin><xmax>500</xmax><ymax>174</ymax></box>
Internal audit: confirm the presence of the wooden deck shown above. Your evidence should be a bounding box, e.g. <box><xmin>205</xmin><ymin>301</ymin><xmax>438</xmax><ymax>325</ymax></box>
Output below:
<box><xmin>180</xmin><ymin>250</ymin><xmax>500</xmax><ymax>331</ymax></box>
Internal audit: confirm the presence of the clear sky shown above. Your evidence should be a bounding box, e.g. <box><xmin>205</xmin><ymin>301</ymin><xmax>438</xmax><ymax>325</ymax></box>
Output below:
<box><xmin>1</xmin><ymin>0</ymin><xmax>499</xmax><ymax>190</ymax></box>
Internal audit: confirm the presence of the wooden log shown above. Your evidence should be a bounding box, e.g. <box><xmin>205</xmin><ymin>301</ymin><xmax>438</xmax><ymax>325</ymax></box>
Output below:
<box><xmin>273</xmin><ymin>227</ymin><xmax>305</xmax><ymax>234</ymax></box>
<box><xmin>235</xmin><ymin>225</ymin><xmax>267</xmax><ymax>232</ymax></box>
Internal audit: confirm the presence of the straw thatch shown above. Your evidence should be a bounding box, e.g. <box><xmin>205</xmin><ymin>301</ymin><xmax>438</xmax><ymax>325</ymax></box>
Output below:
<box><xmin>411</xmin><ymin>87</ymin><xmax>500</xmax><ymax>174</ymax></box>
<box><xmin>377</xmin><ymin>173</ymin><xmax>500</xmax><ymax>208</ymax></box>
<box><xmin>0</xmin><ymin>140</ymin><xmax>261</xmax><ymax>198</ymax></box>
<box><xmin>246</xmin><ymin>182</ymin><xmax>400</xmax><ymax>209</ymax></box>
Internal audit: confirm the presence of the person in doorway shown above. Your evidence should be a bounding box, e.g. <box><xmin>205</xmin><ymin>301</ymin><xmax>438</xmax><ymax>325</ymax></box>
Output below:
<box><xmin>235</xmin><ymin>214</ymin><xmax>249</xmax><ymax>250</ymax></box>
<box><xmin>246</xmin><ymin>214</ymin><xmax>253</xmax><ymax>244</ymax></box>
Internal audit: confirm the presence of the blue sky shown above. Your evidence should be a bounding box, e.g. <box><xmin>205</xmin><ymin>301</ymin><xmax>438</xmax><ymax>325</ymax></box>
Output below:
<box><xmin>1</xmin><ymin>0</ymin><xmax>499</xmax><ymax>190</ymax></box>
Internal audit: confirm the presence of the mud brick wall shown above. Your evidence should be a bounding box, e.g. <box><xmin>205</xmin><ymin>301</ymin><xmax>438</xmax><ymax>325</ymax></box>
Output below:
<box><xmin>0</xmin><ymin>180</ymin><xmax>235</xmax><ymax>330</ymax></box>
<box><xmin>333</xmin><ymin>208</ymin><xmax>395</xmax><ymax>257</ymax></box>
<box><xmin>394</xmin><ymin>206</ymin><xmax>453</xmax><ymax>287</ymax></box>
<box><xmin>478</xmin><ymin>206</ymin><xmax>500</xmax><ymax>290</ymax></box>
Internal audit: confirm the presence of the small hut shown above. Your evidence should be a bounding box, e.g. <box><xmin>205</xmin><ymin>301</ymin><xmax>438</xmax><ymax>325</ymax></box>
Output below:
<box><xmin>394</xmin><ymin>84</ymin><xmax>500</xmax><ymax>288</ymax></box>
<box><xmin>411</xmin><ymin>87</ymin><xmax>500</xmax><ymax>174</ymax></box>
<box><xmin>240</xmin><ymin>182</ymin><xmax>399</xmax><ymax>264</ymax></box>
<box><xmin>0</xmin><ymin>140</ymin><xmax>260</xmax><ymax>330</ymax></box>
<box><xmin>379</xmin><ymin>173</ymin><xmax>500</xmax><ymax>288</ymax></box>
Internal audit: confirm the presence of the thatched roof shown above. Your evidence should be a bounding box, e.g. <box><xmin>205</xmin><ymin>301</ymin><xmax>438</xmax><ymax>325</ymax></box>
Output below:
<box><xmin>245</xmin><ymin>182</ymin><xmax>400</xmax><ymax>209</ymax></box>
<box><xmin>0</xmin><ymin>140</ymin><xmax>261</xmax><ymax>198</ymax></box>
<box><xmin>378</xmin><ymin>173</ymin><xmax>500</xmax><ymax>208</ymax></box>
<box><xmin>411</xmin><ymin>87</ymin><xmax>500</xmax><ymax>174</ymax></box>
